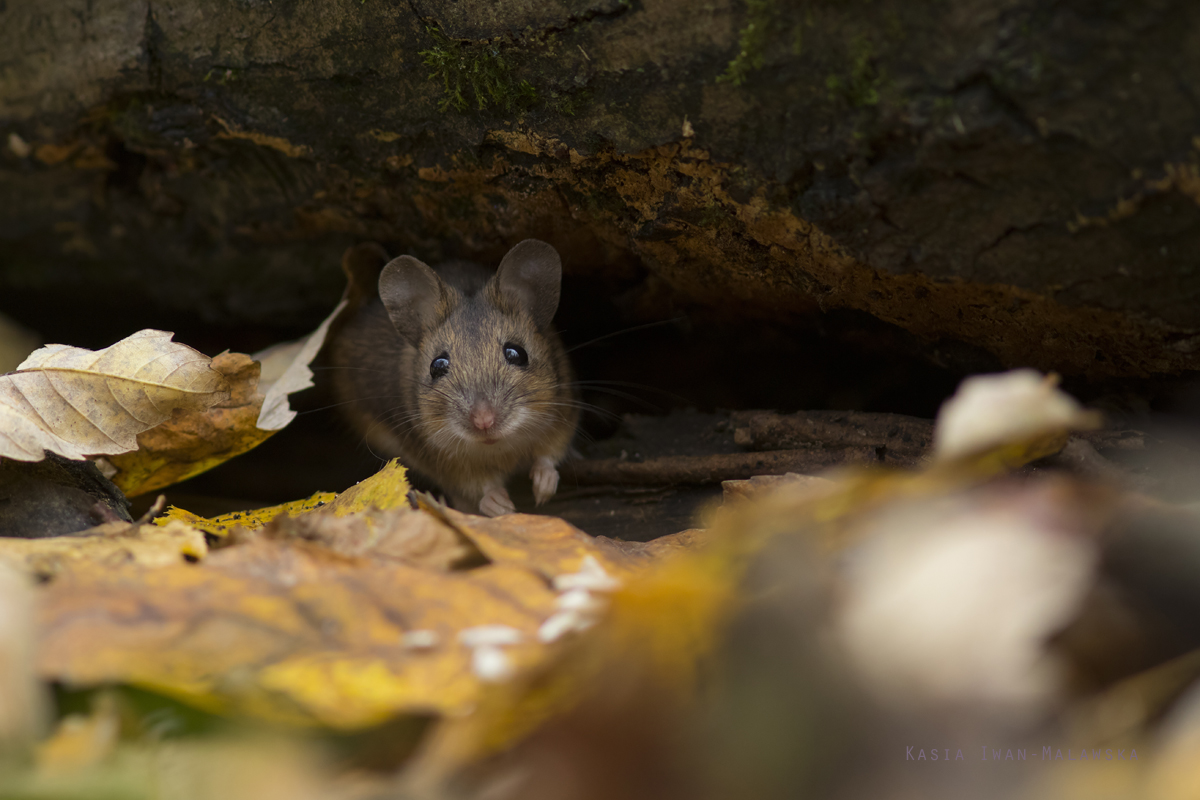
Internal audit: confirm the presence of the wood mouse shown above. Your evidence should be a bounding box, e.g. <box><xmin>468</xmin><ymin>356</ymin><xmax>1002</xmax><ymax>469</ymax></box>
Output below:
<box><xmin>329</xmin><ymin>239</ymin><xmax>579</xmax><ymax>516</ymax></box>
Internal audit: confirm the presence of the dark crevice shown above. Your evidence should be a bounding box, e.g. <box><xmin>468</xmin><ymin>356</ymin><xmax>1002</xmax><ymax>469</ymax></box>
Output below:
<box><xmin>971</xmin><ymin>221</ymin><xmax>1054</xmax><ymax>272</ymax></box>
<box><xmin>143</xmin><ymin>2</ymin><xmax>164</xmax><ymax>93</ymax></box>
<box><xmin>950</xmin><ymin>71</ymin><xmax>1040</xmax><ymax>141</ymax></box>
<box><xmin>104</xmin><ymin>139</ymin><xmax>148</xmax><ymax>194</ymax></box>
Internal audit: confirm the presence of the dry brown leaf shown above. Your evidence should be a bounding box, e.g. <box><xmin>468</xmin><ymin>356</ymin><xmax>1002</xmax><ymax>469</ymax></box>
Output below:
<box><xmin>257</xmin><ymin>505</ymin><xmax>480</xmax><ymax>571</ymax></box>
<box><xmin>106</xmin><ymin>353</ymin><xmax>274</xmax><ymax>497</ymax></box>
<box><xmin>422</xmin><ymin>502</ymin><xmax>653</xmax><ymax>582</ymax></box>
<box><xmin>107</xmin><ymin>295</ymin><xmax>348</xmax><ymax>495</ymax></box>
<box><xmin>0</xmin><ymin>330</ymin><xmax>227</xmax><ymax>462</ymax></box>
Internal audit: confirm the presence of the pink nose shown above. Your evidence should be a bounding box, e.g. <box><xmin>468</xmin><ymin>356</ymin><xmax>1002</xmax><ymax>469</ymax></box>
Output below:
<box><xmin>471</xmin><ymin>402</ymin><xmax>496</xmax><ymax>431</ymax></box>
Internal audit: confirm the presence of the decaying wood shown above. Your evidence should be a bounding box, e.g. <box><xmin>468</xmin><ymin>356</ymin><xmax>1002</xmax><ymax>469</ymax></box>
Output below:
<box><xmin>730</xmin><ymin>410</ymin><xmax>933</xmax><ymax>460</ymax></box>
<box><xmin>721</xmin><ymin>474</ymin><xmax>837</xmax><ymax>504</ymax></box>
<box><xmin>569</xmin><ymin>409</ymin><xmax>1155</xmax><ymax>489</ymax></box>
<box><xmin>568</xmin><ymin>447</ymin><xmax>879</xmax><ymax>487</ymax></box>
<box><xmin>4</xmin><ymin>1</ymin><xmax>1200</xmax><ymax>381</ymax></box>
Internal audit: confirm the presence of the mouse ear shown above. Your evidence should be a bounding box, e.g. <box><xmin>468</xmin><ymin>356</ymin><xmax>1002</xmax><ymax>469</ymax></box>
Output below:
<box><xmin>494</xmin><ymin>239</ymin><xmax>562</xmax><ymax>329</ymax></box>
<box><xmin>378</xmin><ymin>255</ymin><xmax>446</xmax><ymax>344</ymax></box>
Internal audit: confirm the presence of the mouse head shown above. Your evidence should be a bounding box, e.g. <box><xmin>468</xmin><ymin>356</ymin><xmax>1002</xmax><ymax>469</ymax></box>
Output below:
<box><xmin>378</xmin><ymin>239</ymin><xmax>565</xmax><ymax>448</ymax></box>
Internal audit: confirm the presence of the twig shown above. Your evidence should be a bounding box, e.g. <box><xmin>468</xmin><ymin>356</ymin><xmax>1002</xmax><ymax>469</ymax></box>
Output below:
<box><xmin>568</xmin><ymin>447</ymin><xmax>879</xmax><ymax>486</ymax></box>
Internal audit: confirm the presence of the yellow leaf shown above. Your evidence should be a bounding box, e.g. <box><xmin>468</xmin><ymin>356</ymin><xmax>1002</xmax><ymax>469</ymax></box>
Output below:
<box><xmin>153</xmin><ymin>458</ymin><xmax>411</xmax><ymax>535</ymax></box>
<box><xmin>37</xmin><ymin>537</ymin><xmax>554</xmax><ymax>727</ymax></box>
<box><xmin>0</xmin><ymin>330</ymin><xmax>227</xmax><ymax>462</ymax></box>
<box><xmin>36</xmin><ymin>496</ymin><xmax>693</xmax><ymax>731</ymax></box>
<box><xmin>35</xmin><ymin>693</ymin><xmax>120</xmax><ymax>772</ymax></box>
<box><xmin>0</xmin><ymin>520</ymin><xmax>208</xmax><ymax>579</ymax></box>
<box><xmin>325</xmin><ymin>459</ymin><xmax>412</xmax><ymax>515</ymax></box>
<box><xmin>403</xmin><ymin>530</ymin><xmax>734</xmax><ymax>787</ymax></box>
<box><xmin>155</xmin><ymin>494</ymin><xmax>337</xmax><ymax>536</ymax></box>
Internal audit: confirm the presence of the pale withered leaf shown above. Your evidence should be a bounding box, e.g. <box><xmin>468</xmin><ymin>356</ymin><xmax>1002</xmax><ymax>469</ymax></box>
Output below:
<box><xmin>255</xmin><ymin>298</ymin><xmax>348</xmax><ymax>431</ymax></box>
<box><xmin>0</xmin><ymin>330</ymin><xmax>228</xmax><ymax>462</ymax></box>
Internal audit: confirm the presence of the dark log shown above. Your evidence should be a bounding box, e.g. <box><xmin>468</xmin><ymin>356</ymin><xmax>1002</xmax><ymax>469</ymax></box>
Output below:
<box><xmin>566</xmin><ymin>447</ymin><xmax>879</xmax><ymax>486</ymax></box>
<box><xmin>730</xmin><ymin>410</ymin><xmax>933</xmax><ymax>460</ymax></box>
<box><xmin>3</xmin><ymin>0</ymin><xmax>1200</xmax><ymax>382</ymax></box>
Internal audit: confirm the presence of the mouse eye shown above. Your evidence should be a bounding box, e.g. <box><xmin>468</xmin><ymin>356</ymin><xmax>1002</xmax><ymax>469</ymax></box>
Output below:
<box><xmin>430</xmin><ymin>354</ymin><xmax>450</xmax><ymax>380</ymax></box>
<box><xmin>503</xmin><ymin>343</ymin><xmax>528</xmax><ymax>367</ymax></box>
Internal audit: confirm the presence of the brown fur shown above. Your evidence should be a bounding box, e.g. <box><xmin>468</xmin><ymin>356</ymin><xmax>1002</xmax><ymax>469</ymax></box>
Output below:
<box><xmin>329</xmin><ymin>242</ymin><xmax>579</xmax><ymax>513</ymax></box>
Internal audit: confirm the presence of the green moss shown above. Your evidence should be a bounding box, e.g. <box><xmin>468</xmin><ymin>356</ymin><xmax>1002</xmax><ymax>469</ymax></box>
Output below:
<box><xmin>548</xmin><ymin>87</ymin><xmax>594</xmax><ymax>117</ymax></box>
<box><xmin>718</xmin><ymin>0</ymin><xmax>775</xmax><ymax>86</ymax></box>
<box><xmin>419</xmin><ymin>28</ymin><xmax>538</xmax><ymax>113</ymax></box>
<box><xmin>203</xmin><ymin>67</ymin><xmax>240</xmax><ymax>86</ymax></box>
<box><xmin>825</xmin><ymin>34</ymin><xmax>883</xmax><ymax>107</ymax></box>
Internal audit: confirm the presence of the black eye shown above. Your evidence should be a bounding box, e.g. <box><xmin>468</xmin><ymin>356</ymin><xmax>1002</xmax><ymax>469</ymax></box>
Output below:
<box><xmin>503</xmin><ymin>343</ymin><xmax>528</xmax><ymax>367</ymax></box>
<box><xmin>430</xmin><ymin>354</ymin><xmax>449</xmax><ymax>379</ymax></box>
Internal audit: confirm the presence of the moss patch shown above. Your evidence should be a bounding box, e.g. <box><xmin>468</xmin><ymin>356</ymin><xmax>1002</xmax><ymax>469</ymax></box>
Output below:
<box><xmin>419</xmin><ymin>28</ymin><xmax>538</xmax><ymax>113</ymax></box>
<box><xmin>718</xmin><ymin>0</ymin><xmax>775</xmax><ymax>86</ymax></box>
<box><xmin>825</xmin><ymin>34</ymin><xmax>884</xmax><ymax>107</ymax></box>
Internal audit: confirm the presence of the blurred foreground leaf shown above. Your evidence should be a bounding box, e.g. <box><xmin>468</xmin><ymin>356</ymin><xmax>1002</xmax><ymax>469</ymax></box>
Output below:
<box><xmin>0</xmin><ymin>520</ymin><xmax>207</xmax><ymax>580</ymax></box>
<box><xmin>35</xmin><ymin>460</ymin><xmax>691</xmax><ymax>730</ymax></box>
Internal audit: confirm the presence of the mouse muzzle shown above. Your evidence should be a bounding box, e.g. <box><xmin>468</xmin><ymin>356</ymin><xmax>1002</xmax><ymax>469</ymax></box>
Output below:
<box><xmin>468</xmin><ymin>399</ymin><xmax>500</xmax><ymax>444</ymax></box>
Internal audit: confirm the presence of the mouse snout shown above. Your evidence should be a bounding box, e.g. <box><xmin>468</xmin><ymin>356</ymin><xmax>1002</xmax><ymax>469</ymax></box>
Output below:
<box><xmin>470</xmin><ymin>400</ymin><xmax>496</xmax><ymax>433</ymax></box>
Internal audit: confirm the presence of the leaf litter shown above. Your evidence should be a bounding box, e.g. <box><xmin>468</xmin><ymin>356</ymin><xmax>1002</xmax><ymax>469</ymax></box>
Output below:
<box><xmin>5</xmin><ymin>368</ymin><xmax>1200</xmax><ymax>800</ymax></box>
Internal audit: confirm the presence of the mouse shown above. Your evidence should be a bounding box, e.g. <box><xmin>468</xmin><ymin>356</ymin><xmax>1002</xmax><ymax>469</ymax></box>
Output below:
<box><xmin>328</xmin><ymin>239</ymin><xmax>580</xmax><ymax>517</ymax></box>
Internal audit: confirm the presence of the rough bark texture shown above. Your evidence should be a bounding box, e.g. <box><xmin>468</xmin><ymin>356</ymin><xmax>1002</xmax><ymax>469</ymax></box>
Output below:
<box><xmin>3</xmin><ymin>0</ymin><xmax>1200</xmax><ymax>379</ymax></box>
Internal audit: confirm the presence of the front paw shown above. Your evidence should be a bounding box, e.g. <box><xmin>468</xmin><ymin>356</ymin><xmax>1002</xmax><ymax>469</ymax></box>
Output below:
<box><xmin>530</xmin><ymin>456</ymin><xmax>560</xmax><ymax>506</ymax></box>
<box><xmin>479</xmin><ymin>485</ymin><xmax>516</xmax><ymax>517</ymax></box>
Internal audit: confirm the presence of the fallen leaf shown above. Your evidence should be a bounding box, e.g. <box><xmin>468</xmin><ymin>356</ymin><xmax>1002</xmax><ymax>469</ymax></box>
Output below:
<box><xmin>258</xmin><ymin>505</ymin><xmax>480</xmax><ymax>571</ymax></box>
<box><xmin>0</xmin><ymin>562</ymin><xmax>47</xmax><ymax>749</ymax></box>
<box><xmin>36</xmin><ymin>499</ymin><xmax>694</xmax><ymax>730</ymax></box>
<box><xmin>106</xmin><ymin>353</ymin><xmax>274</xmax><ymax>496</ymax></box>
<box><xmin>0</xmin><ymin>520</ymin><xmax>208</xmax><ymax>580</ymax></box>
<box><xmin>156</xmin><ymin>494</ymin><xmax>338</xmax><ymax>536</ymax></box>
<box><xmin>0</xmin><ymin>330</ymin><xmax>228</xmax><ymax>462</ymax></box>
<box><xmin>255</xmin><ymin>298</ymin><xmax>348</xmax><ymax>431</ymax></box>
<box><xmin>37</xmin><ymin>535</ymin><xmax>554</xmax><ymax>727</ymax></box>
<box><xmin>324</xmin><ymin>458</ymin><xmax>412</xmax><ymax>516</ymax></box>
<box><xmin>402</xmin><ymin>528</ymin><xmax>737</xmax><ymax>788</ymax></box>
<box><xmin>153</xmin><ymin>459</ymin><xmax>411</xmax><ymax>535</ymax></box>
<box><xmin>35</xmin><ymin>693</ymin><xmax>120</xmax><ymax>772</ymax></box>
<box><xmin>933</xmin><ymin>369</ymin><xmax>1102</xmax><ymax>469</ymax></box>
<box><xmin>106</xmin><ymin>295</ymin><xmax>348</xmax><ymax>495</ymax></box>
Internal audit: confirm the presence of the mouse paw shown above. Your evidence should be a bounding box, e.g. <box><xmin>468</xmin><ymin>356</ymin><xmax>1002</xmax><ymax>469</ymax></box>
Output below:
<box><xmin>530</xmin><ymin>457</ymin><xmax>560</xmax><ymax>506</ymax></box>
<box><xmin>479</xmin><ymin>485</ymin><xmax>516</xmax><ymax>517</ymax></box>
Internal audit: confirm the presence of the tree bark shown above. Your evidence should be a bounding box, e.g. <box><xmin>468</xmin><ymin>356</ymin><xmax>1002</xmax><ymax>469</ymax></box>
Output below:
<box><xmin>3</xmin><ymin>0</ymin><xmax>1200</xmax><ymax>379</ymax></box>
